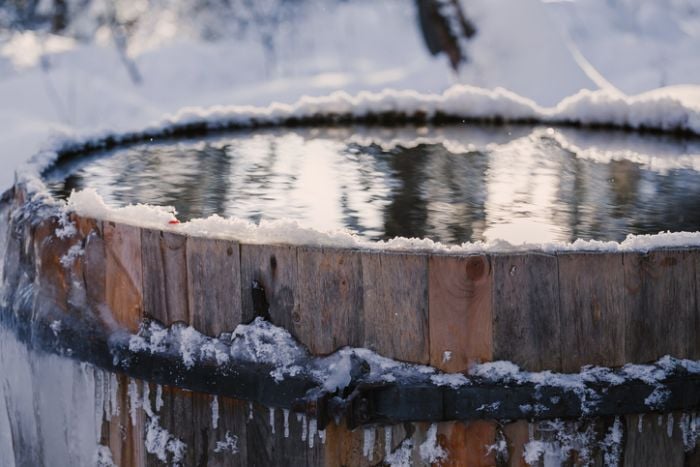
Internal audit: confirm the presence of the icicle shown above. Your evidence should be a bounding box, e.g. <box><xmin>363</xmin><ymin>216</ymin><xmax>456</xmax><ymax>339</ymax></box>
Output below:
<box><xmin>363</xmin><ymin>428</ymin><xmax>376</xmax><ymax>459</ymax></box>
<box><xmin>143</xmin><ymin>383</ymin><xmax>154</xmax><ymax>417</ymax></box>
<box><xmin>319</xmin><ymin>429</ymin><xmax>326</xmax><ymax>445</ymax></box>
<box><xmin>269</xmin><ymin>408</ymin><xmax>276</xmax><ymax>435</ymax></box>
<box><xmin>248</xmin><ymin>402</ymin><xmax>254</xmax><ymax>421</ymax></box>
<box><xmin>638</xmin><ymin>413</ymin><xmax>644</xmax><ymax>433</ymax></box>
<box><xmin>308</xmin><ymin>418</ymin><xmax>318</xmax><ymax>448</ymax></box>
<box><xmin>668</xmin><ymin>413</ymin><xmax>675</xmax><ymax>438</ymax></box>
<box><xmin>385</xmin><ymin>426</ymin><xmax>393</xmax><ymax>457</ymax></box>
<box><xmin>301</xmin><ymin>415</ymin><xmax>308</xmax><ymax>442</ymax></box>
<box><xmin>212</xmin><ymin>396</ymin><xmax>219</xmax><ymax>430</ymax></box>
<box><xmin>155</xmin><ymin>384</ymin><xmax>164</xmax><ymax>412</ymax></box>
<box><xmin>109</xmin><ymin>373</ymin><xmax>119</xmax><ymax>417</ymax></box>
<box><xmin>528</xmin><ymin>423</ymin><xmax>535</xmax><ymax>441</ymax></box>
<box><xmin>283</xmin><ymin>409</ymin><xmax>290</xmax><ymax>438</ymax></box>
<box><xmin>128</xmin><ymin>379</ymin><xmax>140</xmax><ymax>427</ymax></box>
<box><xmin>94</xmin><ymin>370</ymin><xmax>105</xmax><ymax>436</ymax></box>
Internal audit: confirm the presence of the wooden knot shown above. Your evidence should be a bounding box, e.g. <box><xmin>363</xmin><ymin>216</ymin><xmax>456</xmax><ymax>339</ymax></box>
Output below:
<box><xmin>465</xmin><ymin>256</ymin><xmax>487</xmax><ymax>281</ymax></box>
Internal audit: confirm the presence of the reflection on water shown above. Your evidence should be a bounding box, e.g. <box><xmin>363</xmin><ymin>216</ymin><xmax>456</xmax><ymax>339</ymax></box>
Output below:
<box><xmin>45</xmin><ymin>125</ymin><xmax>700</xmax><ymax>245</ymax></box>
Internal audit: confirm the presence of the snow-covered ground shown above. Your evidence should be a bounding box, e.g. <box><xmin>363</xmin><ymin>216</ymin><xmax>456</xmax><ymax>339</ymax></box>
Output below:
<box><xmin>2</xmin><ymin>0</ymin><xmax>699</xmax><ymax>191</ymax></box>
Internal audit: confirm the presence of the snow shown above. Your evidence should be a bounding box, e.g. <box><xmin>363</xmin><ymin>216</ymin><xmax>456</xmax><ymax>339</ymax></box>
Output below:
<box><xmin>419</xmin><ymin>423</ymin><xmax>448</xmax><ymax>463</ymax></box>
<box><xmin>213</xmin><ymin>431</ymin><xmax>239</xmax><ymax>454</ymax></box>
<box><xmin>2</xmin><ymin>1</ymin><xmax>700</xmax><ymax>463</ymax></box>
<box><xmin>145</xmin><ymin>415</ymin><xmax>187</xmax><ymax>464</ymax></box>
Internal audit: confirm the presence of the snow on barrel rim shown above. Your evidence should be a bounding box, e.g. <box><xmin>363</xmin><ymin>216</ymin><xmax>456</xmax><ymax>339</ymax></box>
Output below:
<box><xmin>14</xmin><ymin>84</ymin><xmax>700</xmax><ymax>254</ymax></box>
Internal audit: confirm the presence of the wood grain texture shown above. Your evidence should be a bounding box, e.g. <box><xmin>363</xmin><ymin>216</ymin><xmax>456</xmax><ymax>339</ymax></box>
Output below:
<box><xmin>437</xmin><ymin>421</ymin><xmax>497</xmax><ymax>467</ymax></box>
<box><xmin>32</xmin><ymin>217</ymin><xmax>74</xmax><ymax>314</ymax></box>
<box><xmin>362</xmin><ymin>251</ymin><xmax>429</xmax><ymax>364</ymax></box>
<box><xmin>429</xmin><ymin>254</ymin><xmax>493</xmax><ymax>371</ymax></box>
<box><xmin>557</xmin><ymin>252</ymin><xmax>627</xmax><ymax>372</ymax></box>
<box><xmin>240</xmin><ymin>244</ymin><xmax>298</xmax><ymax>331</ymax></box>
<box><xmin>191</xmin><ymin>394</ymin><xmax>248</xmax><ymax>467</ymax></box>
<box><xmin>141</xmin><ymin>229</ymin><xmax>190</xmax><ymax>325</ymax></box>
<box><xmin>82</xmin><ymin>223</ymin><xmax>106</xmax><ymax>312</ymax></box>
<box><xmin>186</xmin><ymin>237</ymin><xmax>242</xmax><ymax>337</ymax></box>
<box><xmin>296</xmin><ymin>246</ymin><xmax>364</xmax><ymax>354</ymax></box>
<box><xmin>492</xmin><ymin>253</ymin><xmax>561</xmax><ymax>371</ymax></box>
<box><xmin>623</xmin><ymin>413</ymin><xmax>685</xmax><ymax>467</ymax></box>
<box><xmin>503</xmin><ymin>420</ymin><xmax>529</xmax><ymax>467</ymax></box>
<box><xmin>108</xmin><ymin>375</ymin><xmax>146</xmax><ymax>467</ymax></box>
<box><xmin>104</xmin><ymin>221</ymin><xmax>144</xmax><ymax>331</ymax></box>
<box><xmin>146</xmin><ymin>386</ymin><xmax>196</xmax><ymax>467</ymax></box>
<box><xmin>245</xmin><ymin>404</ymin><xmax>324</xmax><ymax>467</ymax></box>
<box><xmin>623</xmin><ymin>250</ymin><xmax>697</xmax><ymax>363</ymax></box>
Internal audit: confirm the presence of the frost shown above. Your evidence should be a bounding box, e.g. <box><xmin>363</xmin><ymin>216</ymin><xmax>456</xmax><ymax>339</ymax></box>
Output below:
<box><xmin>419</xmin><ymin>424</ymin><xmax>448</xmax><ymax>463</ymax></box>
<box><xmin>384</xmin><ymin>426</ymin><xmax>393</xmax><ymax>457</ymax></box>
<box><xmin>155</xmin><ymin>385</ymin><xmax>164</xmax><ymax>412</ymax></box>
<box><xmin>601</xmin><ymin>417</ymin><xmax>623</xmax><ymax>467</ymax></box>
<box><xmin>109</xmin><ymin>373</ymin><xmax>119</xmax><ymax>417</ymax></box>
<box><xmin>50</xmin><ymin>320</ymin><xmax>62</xmax><ymax>336</ymax></box>
<box><xmin>430</xmin><ymin>373</ymin><xmax>469</xmax><ymax>388</ymax></box>
<box><xmin>385</xmin><ymin>439</ymin><xmax>413</xmax><ymax>467</ymax></box>
<box><xmin>54</xmin><ymin>212</ymin><xmax>76</xmax><ymax>239</ymax></box>
<box><xmin>214</xmin><ymin>431</ymin><xmax>239</xmax><ymax>454</ymax></box>
<box><xmin>201</xmin><ymin>340</ymin><xmax>229</xmax><ymax>366</ymax></box>
<box><xmin>211</xmin><ymin>396</ymin><xmax>219</xmax><ymax>430</ymax></box>
<box><xmin>94</xmin><ymin>445</ymin><xmax>116</xmax><ymax>467</ymax></box>
<box><xmin>363</xmin><ymin>428</ymin><xmax>376</xmax><ymax>458</ymax></box>
<box><xmin>128</xmin><ymin>379</ymin><xmax>140</xmax><ymax>427</ymax></box>
<box><xmin>680</xmin><ymin>413</ymin><xmax>700</xmax><ymax>451</ymax></box>
<box><xmin>143</xmin><ymin>383</ymin><xmax>154</xmax><ymax>418</ymax></box>
<box><xmin>308</xmin><ymin>418</ymin><xmax>317</xmax><ymax>449</ymax></box>
<box><xmin>59</xmin><ymin>244</ymin><xmax>84</xmax><ymax>268</ymax></box>
<box><xmin>180</xmin><ymin>326</ymin><xmax>203</xmax><ymax>369</ymax></box>
<box><xmin>145</xmin><ymin>415</ymin><xmax>187</xmax><ymax>465</ymax></box>
<box><xmin>645</xmin><ymin>387</ymin><xmax>671</xmax><ymax>409</ymax></box>
<box><xmin>300</xmin><ymin>414</ymin><xmax>308</xmax><ymax>442</ymax></box>
<box><xmin>283</xmin><ymin>409</ymin><xmax>290</xmax><ymax>438</ymax></box>
<box><xmin>442</xmin><ymin>351</ymin><xmax>452</xmax><ymax>363</ymax></box>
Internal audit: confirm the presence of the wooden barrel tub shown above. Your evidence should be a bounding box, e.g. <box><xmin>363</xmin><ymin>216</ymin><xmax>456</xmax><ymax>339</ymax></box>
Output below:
<box><xmin>2</xmin><ymin>120</ymin><xmax>700</xmax><ymax>466</ymax></box>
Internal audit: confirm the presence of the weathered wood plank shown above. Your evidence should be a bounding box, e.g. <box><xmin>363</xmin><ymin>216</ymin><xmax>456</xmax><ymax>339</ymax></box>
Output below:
<box><xmin>503</xmin><ymin>420</ymin><xmax>529</xmax><ymax>467</ymax></box>
<box><xmin>239</xmin><ymin>244</ymin><xmax>298</xmax><ymax>330</ymax></box>
<box><xmin>296</xmin><ymin>246</ymin><xmax>364</xmax><ymax>354</ymax></box>
<box><xmin>141</xmin><ymin>229</ymin><xmax>190</xmax><ymax>325</ymax></box>
<box><xmin>185</xmin><ymin>237</ymin><xmax>248</xmax><ymax>466</ymax></box>
<box><xmin>429</xmin><ymin>254</ymin><xmax>493</xmax><ymax>371</ymax></box>
<box><xmin>32</xmin><ymin>217</ymin><xmax>75</xmax><ymax>315</ymax></box>
<box><xmin>104</xmin><ymin>221</ymin><xmax>144</xmax><ymax>332</ymax></box>
<box><xmin>429</xmin><ymin>255</ymin><xmax>497</xmax><ymax>465</ymax></box>
<box><xmin>362</xmin><ymin>251</ymin><xmax>429</xmax><ymax>364</ymax></box>
<box><xmin>191</xmin><ymin>393</ymin><xmax>248</xmax><ymax>467</ymax></box>
<box><xmin>557</xmin><ymin>252</ymin><xmax>627</xmax><ymax>372</ymax></box>
<box><xmin>108</xmin><ymin>375</ymin><xmax>146</xmax><ymax>467</ymax></box>
<box><xmin>186</xmin><ymin>237</ymin><xmax>242</xmax><ymax>337</ymax></box>
<box><xmin>624</xmin><ymin>250</ymin><xmax>697</xmax><ymax>362</ymax></box>
<box><xmin>245</xmin><ymin>403</ymin><xmax>325</xmax><ymax>466</ymax></box>
<box><xmin>492</xmin><ymin>253</ymin><xmax>561</xmax><ymax>371</ymax></box>
<box><xmin>437</xmin><ymin>421</ymin><xmax>497</xmax><ymax>466</ymax></box>
<box><xmin>146</xmin><ymin>386</ymin><xmax>195</xmax><ymax>467</ymax></box>
<box><xmin>623</xmin><ymin>413</ymin><xmax>685</xmax><ymax>467</ymax></box>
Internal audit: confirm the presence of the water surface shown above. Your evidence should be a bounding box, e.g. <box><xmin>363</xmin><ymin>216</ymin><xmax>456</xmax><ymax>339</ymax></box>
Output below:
<box><xmin>45</xmin><ymin>125</ymin><xmax>700</xmax><ymax>244</ymax></box>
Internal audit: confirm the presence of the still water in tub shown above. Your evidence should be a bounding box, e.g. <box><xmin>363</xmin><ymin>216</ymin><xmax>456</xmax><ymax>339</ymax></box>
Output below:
<box><xmin>45</xmin><ymin>125</ymin><xmax>700</xmax><ymax>244</ymax></box>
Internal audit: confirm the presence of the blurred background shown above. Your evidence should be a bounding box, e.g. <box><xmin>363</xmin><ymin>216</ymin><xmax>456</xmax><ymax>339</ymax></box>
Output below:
<box><xmin>1</xmin><ymin>0</ymin><xmax>699</xmax><ymax>188</ymax></box>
